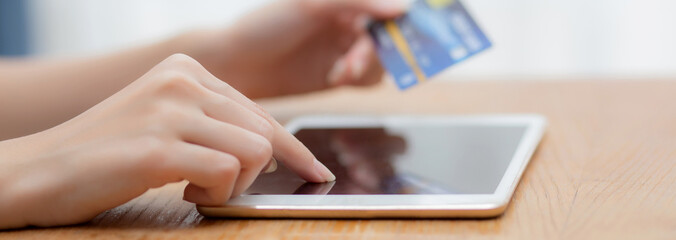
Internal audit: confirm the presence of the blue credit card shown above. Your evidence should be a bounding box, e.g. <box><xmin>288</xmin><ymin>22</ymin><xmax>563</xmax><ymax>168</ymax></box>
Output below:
<box><xmin>369</xmin><ymin>0</ymin><xmax>491</xmax><ymax>90</ymax></box>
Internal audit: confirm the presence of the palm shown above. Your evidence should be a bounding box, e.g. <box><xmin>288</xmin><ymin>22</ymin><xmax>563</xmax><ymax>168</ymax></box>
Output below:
<box><xmin>227</xmin><ymin>23</ymin><xmax>350</xmax><ymax>98</ymax></box>
<box><xmin>204</xmin><ymin>1</ymin><xmax>384</xmax><ymax>99</ymax></box>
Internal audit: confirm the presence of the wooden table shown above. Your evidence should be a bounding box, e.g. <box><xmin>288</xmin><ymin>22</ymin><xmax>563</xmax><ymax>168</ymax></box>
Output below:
<box><xmin>3</xmin><ymin>80</ymin><xmax>676</xmax><ymax>239</ymax></box>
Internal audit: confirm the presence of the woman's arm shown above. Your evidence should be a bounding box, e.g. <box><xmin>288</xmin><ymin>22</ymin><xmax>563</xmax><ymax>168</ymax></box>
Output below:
<box><xmin>0</xmin><ymin>32</ymin><xmax>210</xmax><ymax>140</ymax></box>
<box><xmin>0</xmin><ymin>0</ymin><xmax>406</xmax><ymax>140</ymax></box>
<box><xmin>0</xmin><ymin>54</ymin><xmax>334</xmax><ymax>229</ymax></box>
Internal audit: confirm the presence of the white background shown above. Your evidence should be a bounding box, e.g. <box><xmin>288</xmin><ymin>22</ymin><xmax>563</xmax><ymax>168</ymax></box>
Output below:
<box><xmin>26</xmin><ymin>0</ymin><xmax>676</xmax><ymax>79</ymax></box>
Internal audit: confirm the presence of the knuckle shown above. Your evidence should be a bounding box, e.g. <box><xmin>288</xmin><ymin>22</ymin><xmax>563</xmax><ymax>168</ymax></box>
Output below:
<box><xmin>148</xmin><ymin>101</ymin><xmax>188</xmax><ymax>124</ymax></box>
<box><xmin>200</xmin><ymin>149</ymin><xmax>224</xmax><ymax>162</ymax></box>
<box><xmin>162</xmin><ymin>70</ymin><xmax>192</xmax><ymax>85</ymax></box>
<box><xmin>133</xmin><ymin>136</ymin><xmax>171</xmax><ymax>169</ymax></box>
<box><xmin>137</xmin><ymin>102</ymin><xmax>191</xmax><ymax>144</ymax></box>
<box><xmin>160</xmin><ymin>53</ymin><xmax>208</xmax><ymax>77</ymax></box>
<box><xmin>212</xmin><ymin>94</ymin><xmax>238</xmax><ymax>110</ymax></box>
<box><xmin>155</xmin><ymin>70</ymin><xmax>203</xmax><ymax>97</ymax></box>
<box><xmin>251</xmin><ymin>102</ymin><xmax>275</xmax><ymax>123</ymax></box>
<box><xmin>250</xmin><ymin>135</ymin><xmax>273</xmax><ymax>167</ymax></box>
<box><xmin>164</xmin><ymin>53</ymin><xmax>200</xmax><ymax>67</ymax></box>
<box><xmin>256</xmin><ymin>118</ymin><xmax>275</xmax><ymax>141</ymax></box>
<box><xmin>212</xmin><ymin>155</ymin><xmax>240</xmax><ymax>179</ymax></box>
<box><xmin>143</xmin><ymin>137</ymin><xmax>169</xmax><ymax>160</ymax></box>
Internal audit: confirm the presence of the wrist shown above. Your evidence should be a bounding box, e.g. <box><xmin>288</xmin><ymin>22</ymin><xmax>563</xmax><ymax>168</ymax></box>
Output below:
<box><xmin>170</xmin><ymin>29</ymin><xmax>232</xmax><ymax>70</ymax></box>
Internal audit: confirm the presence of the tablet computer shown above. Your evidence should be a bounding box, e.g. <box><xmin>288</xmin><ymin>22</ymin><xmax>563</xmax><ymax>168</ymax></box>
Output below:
<box><xmin>198</xmin><ymin>115</ymin><xmax>546</xmax><ymax>218</ymax></box>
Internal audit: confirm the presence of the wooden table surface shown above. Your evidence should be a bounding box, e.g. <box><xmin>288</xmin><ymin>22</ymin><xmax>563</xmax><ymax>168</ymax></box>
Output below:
<box><xmin>3</xmin><ymin>80</ymin><xmax>676</xmax><ymax>239</ymax></box>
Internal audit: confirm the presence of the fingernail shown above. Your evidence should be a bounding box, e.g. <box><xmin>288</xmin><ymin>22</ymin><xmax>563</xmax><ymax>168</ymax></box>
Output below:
<box><xmin>327</xmin><ymin>59</ymin><xmax>347</xmax><ymax>86</ymax></box>
<box><xmin>263</xmin><ymin>157</ymin><xmax>278</xmax><ymax>173</ymax></box>
<box><xmin>313</xmin><ymin>158</ymin><xmax>336</xmax><ymax>182</ymax></box>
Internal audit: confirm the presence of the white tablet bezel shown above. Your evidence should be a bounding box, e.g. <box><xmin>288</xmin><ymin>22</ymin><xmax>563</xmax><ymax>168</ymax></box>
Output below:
<box><xmin>198</xmin><ymin>114</ymin><xmax>546</xmax><ymax>218</ymax></box>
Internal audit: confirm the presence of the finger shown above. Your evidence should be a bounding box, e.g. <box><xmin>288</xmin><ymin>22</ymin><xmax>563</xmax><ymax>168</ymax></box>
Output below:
<box><xmin>357</xmin><ymin>53</ymin><xmax>386</xmax><ymax>86</ymax></box>
<box><xmin>218</xmin><ymin>90</ymin><xmax>334</xmax><ymax>183</ymax></box>
<box><xmin>180</xmin><ymin>116</ymin><xmax>272</xmax><ymax>173</ymax></box>
<box><xmin>326</xmin><ymin>16</ymin><xmax>366</xmax><ymax>86</ymax></box>
<box><xmin>159</xmin><ymin>143</ymin><xmax>240</xmax><ymax>206</ymax></box>
<box><xmin>349</xmin><ymin>35</ymin><xmax>385</xmax><ymax>86</ymax></box>
<box><xmin>343</xmin><ymin>35</ymin><xmax>374</xmax><ymax>85</ymax></box>
<box><xmin>181</xmin><ymin>59</ymin><xmax>335</xmax><ymax>183</ymax></box>
<box><xmin>331</xmin><ymin>35</ymin><xmax>384</xmax><ymax>86</ymax></box>
<box><xmin>180</xmin><ymin>113</ymin><xmax>273</xmax><ymax>198</ymax></box>
<box><xmin>200</xmin><ymin>89</ymin><xmax>274</xmax><ymax>141</ymax></box>
<box><xmin>230</xmin><ymin>164</ymin><xmax>266</xmax><ymax>198</ymax></box>
<box><xmin>262</xmin><ymin>156</ymin><xmax>278</xmax><ymax>174</ymax></box>
<box><xmin>327</xmin><ymin>58</ymin><xmax>349</xmax><ymax>86</ymax></box>
<box><xmin>303</xmin><ymin>0</ymin><xmax>409</xmax><ymax>19</ymax></box>
<box><xmin>271</xmin><ymin>120</ymin><xmax>335</xmax><ymax>182</ymax></box>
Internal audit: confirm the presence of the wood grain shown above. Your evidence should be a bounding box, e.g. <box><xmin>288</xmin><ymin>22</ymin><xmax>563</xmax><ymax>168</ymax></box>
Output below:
<box><xmin>2</xmin><ymin>80</ymin><xmax>676</xmax><ymax>239</ymax></box>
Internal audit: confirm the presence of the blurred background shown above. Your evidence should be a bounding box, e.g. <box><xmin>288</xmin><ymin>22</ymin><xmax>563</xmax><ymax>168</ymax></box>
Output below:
<box><xmin>2</xmin><ymin>0</ymin><xmax>676</xmax><ymax>79</ymax></box>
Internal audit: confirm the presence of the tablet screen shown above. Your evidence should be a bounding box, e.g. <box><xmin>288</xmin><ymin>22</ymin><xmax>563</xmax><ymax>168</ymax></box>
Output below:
<box><xmin>246</xmin><ymin>125</ymin><xmax>526</xmax><ymax>195</ymax></box>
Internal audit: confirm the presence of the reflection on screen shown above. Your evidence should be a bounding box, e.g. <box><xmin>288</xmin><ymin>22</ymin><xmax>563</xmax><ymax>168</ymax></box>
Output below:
<box><xmin>246</xmin><ymin>125</ymin><xmax>526</xmax><ymax>195</ymax></box>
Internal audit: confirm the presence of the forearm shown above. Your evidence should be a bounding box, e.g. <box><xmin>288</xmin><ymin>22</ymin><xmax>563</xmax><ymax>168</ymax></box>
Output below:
<box><xmin>0</xmin><ymin>32</ymin><xmax>207</xmax><ymax>140</ymax></box>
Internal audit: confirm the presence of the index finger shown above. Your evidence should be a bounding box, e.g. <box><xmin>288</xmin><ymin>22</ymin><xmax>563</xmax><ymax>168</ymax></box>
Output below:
<box><xmin>222</xmin><ymin>90</ymin><xmax>335</xmax><ymax>183</ymax></box>
<box><xmin>183</xmin><ymin>60</ymin><xmax>335</xmax><ymax>183</ymax></box>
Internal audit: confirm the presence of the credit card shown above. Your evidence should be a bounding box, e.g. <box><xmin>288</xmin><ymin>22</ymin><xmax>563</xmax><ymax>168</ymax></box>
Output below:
<box><xmin>368</xmin><ymin>0</ymin><xmax>491</xmax><ymax>90</ymax></box>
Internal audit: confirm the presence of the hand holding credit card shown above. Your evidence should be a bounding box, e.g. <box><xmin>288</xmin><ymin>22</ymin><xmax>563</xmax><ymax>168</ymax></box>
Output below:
<box><xmin>369</xmin><ymin>0</ymin><xmax>491</xmax><ymax>90</ymax></box>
